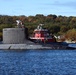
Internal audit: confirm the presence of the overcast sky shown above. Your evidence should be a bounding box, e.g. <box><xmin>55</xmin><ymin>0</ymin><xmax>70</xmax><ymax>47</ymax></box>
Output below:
<box><xmin>0</xmin><ymin>0</ymin><xmax>76</xmax><ymax>16</ymax></box>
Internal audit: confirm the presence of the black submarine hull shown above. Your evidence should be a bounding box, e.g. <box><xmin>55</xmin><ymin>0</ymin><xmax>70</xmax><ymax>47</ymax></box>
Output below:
<box><xmin>29</xmin><ymin>39</ymin><xmax>76</xmax><ymax>50</ymax></box>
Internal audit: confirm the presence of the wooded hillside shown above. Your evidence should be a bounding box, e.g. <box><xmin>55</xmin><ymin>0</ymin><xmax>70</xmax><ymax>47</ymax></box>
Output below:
<box><xmin>0</xmin><ymin>14</ymin><xmax>76</xmax><ymax>41</ymax></box>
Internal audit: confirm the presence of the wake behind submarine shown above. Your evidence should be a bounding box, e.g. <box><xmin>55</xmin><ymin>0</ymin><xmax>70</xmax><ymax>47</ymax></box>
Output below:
<box><xmin>0</xmin><ymin>20</ymin><xmax>76</xmax><ymax>50</ymax></box>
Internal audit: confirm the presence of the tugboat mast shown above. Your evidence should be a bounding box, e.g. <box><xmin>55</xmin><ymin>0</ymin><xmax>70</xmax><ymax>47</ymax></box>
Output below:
<box><xmin>37</xmin><ymin>24</ymin><xmax>44</xmax><ymax>30</ymax></box>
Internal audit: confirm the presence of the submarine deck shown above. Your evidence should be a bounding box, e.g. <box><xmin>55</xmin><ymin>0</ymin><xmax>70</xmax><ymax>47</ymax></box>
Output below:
<box><xmin>0</xmin><ymin>43</ymin><xmax>75</xmax><ymax>50</ymax></box>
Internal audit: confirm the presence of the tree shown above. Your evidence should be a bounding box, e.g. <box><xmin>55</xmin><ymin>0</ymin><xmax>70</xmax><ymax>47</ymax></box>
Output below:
<box><xmin>65</xmin><ymin>29</ymin><xmax>76</xmax><ymax>41</ymax></box>
<box><xmin>49</xmin><ymin>25</ymin><xmax>60</xmax><ymax>34</ymax></box>
<box><xmin>60</xmin><ymin>26</ymin><xmax>69</xmax><ymax>33</ymax></box>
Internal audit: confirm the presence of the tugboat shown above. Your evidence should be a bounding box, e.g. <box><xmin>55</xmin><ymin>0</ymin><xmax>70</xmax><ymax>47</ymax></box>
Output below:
<box><xmin>30</xmin><ymin>24</ymin><xmax>56</xmax><ymax>43</ymax></box>
<box><xmin>29</xmin><ymin>24</ymin><xmax>75</xmax><ymax>49</ymax></box>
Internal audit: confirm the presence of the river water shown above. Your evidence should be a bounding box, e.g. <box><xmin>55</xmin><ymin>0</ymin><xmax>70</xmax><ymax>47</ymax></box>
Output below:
<box><xmin>0</xmin><ymin>44</ymin><xmax>76</xmax><ymax>75</ymax></box>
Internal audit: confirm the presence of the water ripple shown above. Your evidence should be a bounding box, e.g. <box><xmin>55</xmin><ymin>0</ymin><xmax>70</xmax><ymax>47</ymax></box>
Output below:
<box><xmin>0</xmin><ymin>50</ymin><xmax>76</xmax><ymax>75</ymax></box>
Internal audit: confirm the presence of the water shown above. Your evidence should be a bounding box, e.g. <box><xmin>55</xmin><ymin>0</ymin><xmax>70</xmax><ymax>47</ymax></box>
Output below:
<box><xmin>0</xmin><ymin>44</ymin><xmax>76</xmax><ymax>75</ymax></box>
<box><xmin>0</xmin><ymin>50</ymin><xmax>76</xmax><ymax>75</ymax></box>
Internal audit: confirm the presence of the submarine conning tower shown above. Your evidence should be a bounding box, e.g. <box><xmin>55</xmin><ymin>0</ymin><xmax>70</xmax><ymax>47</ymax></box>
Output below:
<box><xmin>3</xmin><ymin>20</ymin><xmax>28</xmax><ymax>44</ymax></box>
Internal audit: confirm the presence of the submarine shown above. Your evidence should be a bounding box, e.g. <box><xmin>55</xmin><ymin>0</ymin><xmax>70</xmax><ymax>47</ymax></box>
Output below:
<box><xmin>0</xmin><ymin>20</ymin><xmax>76</xmax><ymax>50</ymax></box>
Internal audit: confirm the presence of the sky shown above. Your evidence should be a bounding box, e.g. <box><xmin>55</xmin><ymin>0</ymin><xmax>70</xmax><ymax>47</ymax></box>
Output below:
<box><xmin>0</xmin><ymin>0</ymin><xmax>76</xmax><ymax>16</ymax></box>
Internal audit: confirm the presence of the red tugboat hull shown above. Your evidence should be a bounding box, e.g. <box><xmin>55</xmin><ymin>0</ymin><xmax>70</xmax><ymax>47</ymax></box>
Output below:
<box><xmin>30</xmin><ymin>24</ymin><xmax>56</xmax><ymax>43</ymax></box>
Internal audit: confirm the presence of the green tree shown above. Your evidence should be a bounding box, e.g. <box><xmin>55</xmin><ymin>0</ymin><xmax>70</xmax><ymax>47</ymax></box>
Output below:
<box><xmin>60</xmin><ymin>26</ymin><xmax>69</xmax><ymax>33</ymax></box>
<box><xmin>50</xmin><ymin>25</ymin><xmax>60</xmax><ymax>34</ymax></box>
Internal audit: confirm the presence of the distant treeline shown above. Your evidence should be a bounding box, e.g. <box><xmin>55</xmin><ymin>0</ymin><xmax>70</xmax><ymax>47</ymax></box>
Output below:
<box><xmin>0</xmin><ymin>14</ymin><xmax>76</xmax><ymax>41</ymax></box>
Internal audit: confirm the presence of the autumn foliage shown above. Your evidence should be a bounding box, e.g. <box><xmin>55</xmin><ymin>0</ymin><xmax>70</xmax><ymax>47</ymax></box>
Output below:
<box><xmin>0</xmin><ymin>14</ymin><xmax>76</xmax><ymax>41</ymax></box>
<box><xmin>65</xmin><ymin>29</ymin><xmax>76</xmax><ymax>41</ymax></box>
